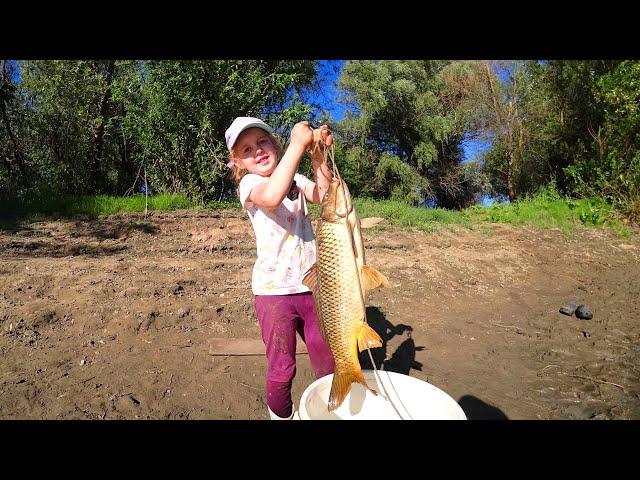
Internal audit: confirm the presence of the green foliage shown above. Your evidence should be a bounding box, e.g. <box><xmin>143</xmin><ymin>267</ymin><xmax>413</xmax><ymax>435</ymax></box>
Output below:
<box><xmin>0</xmin><ymin>193</ymin><xmax>193</xmax><ymax>219</ymax></box>
<box><xmin>374</xmin><ymin>152</ymin><xmax>427</xmax><ymax>203</ymax></box>
<box><xmin>337</xmin><ymin>60</ymin><xmax>471</xmax><ymax>207</ymax></box>
<box><xmin>352</xmin><ymin>191</ymin><xmax>624</xmax><ymax>235</ymax></box>
<box><xmin>464</xmin><ymin>61</ymin><xmax>558</xmax><ymax>201</ymax></box>
<box><xmin>300</xmin><ymin>142</ymin><xmax>379</xmax><ymax>199</ymax></box>
<box><xmin>452</xmin><ymin>158</ymin><xmax>493</xmax><ymax>208</ymax></box>
<box><xmin>2</xmin><ymin>60</ymin><xmax>317</xmax><ymax>207</ymax></box>
<box><xmin>16</xmin><ymin>60</ymin><xmax>131</xmax><ymax>195</ymax></box>
<box><xmin>266</xmin><ymin>182</ymin><xmax>625</xmax><ymax>236</ymax></box>
<box><xmin>576</xmin><ymin>199</ymin><xmax>609</xmax><ymax>227</ymax></box>
<box><xmin>338</xmin><ymin>144</ymin><xmax>377</xmax><ymax>198</ymax></box>
<box><xmin>3</xmin><ymin>59</ymin><xmax>639</xmax><ymax>225</ymax></box>
<box><xmin>533</xmin><ymin>61</ymin><xmax>616</xmax><ymax>189</ymax></box>
<box><xmin>469</xmin><ymin>59</ymin><xmax>638</xmax><ymax>223</ymax></box>
<box><xmin>0</xmin><ymin>61</ymin><xmax>29</xmax><ymax>198</ymax></box>
<box><xmin>120</xmin><ymin>60</ymin><xmax>316</xmax><ymax>204</ymax></box>
<box><xmin>204</xmin><ymin>198</ymin><xmax>242</xmax><ymax>210</ymax></box>
<box><xmin>557</xmin><ymin>60</ymin><xmax>640</xmax><ymax>221</ymax></box>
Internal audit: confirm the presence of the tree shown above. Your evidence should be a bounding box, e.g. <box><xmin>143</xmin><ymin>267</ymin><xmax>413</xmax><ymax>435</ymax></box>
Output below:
<box><xmin>4</xmin><ymin>60</ymin><xmax>318</xmax><ymax>205</ymax></box>
<box><xmin>0</xmin><ymin>60</ymin><xmax>28</xmax><ymax>200</ymax></box>
<box><xmin>18</xmin><ymin>60</ymin><xmax>133</xmax><ymax>196</ymax></box>
<box><xmin>120</xmin><ymin>60</ymin><xmax>317</xmax><ymax>203</ymax></box>
<box><xmin>337</xmin><ymin>60</ymin><xmax>474</xmax><ymax>208</ymax></box>
<box><xmin>539</xmin><ymin>60</ymin><xmax>621</xmax><ymax>194</ymax></box>
<box><xmin>562</xmin><ymin>60</ymin><xmax>640</xmax><ymax>219</ymax></box>
<box><xmin>445</xmin><ymin>60</ymin><xmax>556</xmax><ymax>202</ymax></box>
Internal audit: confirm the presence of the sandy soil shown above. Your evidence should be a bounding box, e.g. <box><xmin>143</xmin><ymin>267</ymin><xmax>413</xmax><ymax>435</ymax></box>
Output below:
<box><xmin>1</xmin><ymin>209</ymin><xmax>639</xmax><ymax>420</ymax></box>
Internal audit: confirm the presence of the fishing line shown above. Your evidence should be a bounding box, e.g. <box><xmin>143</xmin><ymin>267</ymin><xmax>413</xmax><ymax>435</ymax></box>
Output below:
<box><xmin>365</xmin><ymin>347</ymin><xmax>408</xmax><ymax>420</ymax></box>
<box><xmin>324</xmin><ymin>142</ymin><xmax>339</xmax><ymax>181</ymax></box>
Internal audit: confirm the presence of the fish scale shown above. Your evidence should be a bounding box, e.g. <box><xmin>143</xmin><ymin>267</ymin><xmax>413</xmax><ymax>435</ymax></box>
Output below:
<box><xmin>316</xmin><ymin>219</ymin><xmax>364</xmax><ymax>372</ymax></box>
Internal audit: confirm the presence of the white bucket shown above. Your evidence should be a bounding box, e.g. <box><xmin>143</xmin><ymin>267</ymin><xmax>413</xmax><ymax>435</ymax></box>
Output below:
<box><xmin>298</xmin><ymin>369</ymin><xmax>467</xmax><ymax>420</ymax></box>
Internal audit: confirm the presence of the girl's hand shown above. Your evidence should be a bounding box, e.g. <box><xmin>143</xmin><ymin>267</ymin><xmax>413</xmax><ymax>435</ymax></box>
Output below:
<box><xmin>310</xmin><ymin>125</ymin><xmax>333</xmax><ymax>164</ymax></box>
<box><xmin>289</xmin><ymin>121</ymin><xmax>314</xmax><ymax>150</ymax></box>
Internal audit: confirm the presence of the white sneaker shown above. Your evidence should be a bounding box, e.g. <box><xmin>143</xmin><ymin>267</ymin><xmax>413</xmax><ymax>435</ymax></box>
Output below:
<box><xmin>268</xmin><ymin>407</ymin><xmax>294</xmax><ymax>420</ymax></box>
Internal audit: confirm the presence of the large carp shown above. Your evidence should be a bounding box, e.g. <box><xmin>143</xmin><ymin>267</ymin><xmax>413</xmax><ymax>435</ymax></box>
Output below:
<box><xmin>303</xmin><ymin>176</ymin><xmax>389</xmax><ymax>411</ymax></box>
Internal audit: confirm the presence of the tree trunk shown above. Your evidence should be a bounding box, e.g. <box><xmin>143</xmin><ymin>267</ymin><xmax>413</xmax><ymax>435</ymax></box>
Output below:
<box><xmin>506</xmin><ymin>152</ymin><xmax>516</xmax><ymax>202</ymax></box>
<box><xmin>484</xmin><ymin>61</ymin><xmax>503</xmax><ymax>124</ymax></box>
<box><xmin>91</xmin><ymin>60</ymin><xmax>116</xmax><ymax>191</ymax></box>
<box><xmin>0</xmin><ymin>61</ymin><xmax>27</xmax><ymax>178</ymax></box>
<box><xmin>0</xmin><ymin>91</ymin><xmax>26</xmax><ymax>176</ymax></box>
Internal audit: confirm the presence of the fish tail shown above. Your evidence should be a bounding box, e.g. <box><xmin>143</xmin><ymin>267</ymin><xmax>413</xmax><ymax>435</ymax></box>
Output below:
<box><xmin>328</xmin><ymin>369</ymin><xmax>378</xmax><ymax>411</ymax></box>
<box><xmin>357</xmin><ymin>322</ymin><xmax>383</xmax><ymax>352</ymax></box>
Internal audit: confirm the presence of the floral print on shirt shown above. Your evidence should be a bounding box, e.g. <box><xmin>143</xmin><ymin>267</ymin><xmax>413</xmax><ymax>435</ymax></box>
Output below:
<box><xmin>239</xmin><ymin>173</ymin><xmax>316</xmax><ymax>296</ymax></box>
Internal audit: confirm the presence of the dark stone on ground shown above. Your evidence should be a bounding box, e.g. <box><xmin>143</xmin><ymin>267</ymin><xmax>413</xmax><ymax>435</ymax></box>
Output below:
<box><xmin>576</xmin><ymin>304</ymin><xmax>593</xmax><ymax>320</ymax></box>
<box><xmin>559</xmin><ymin>301</ymin><xmax>578</xmax><ymax>316</ymax></box>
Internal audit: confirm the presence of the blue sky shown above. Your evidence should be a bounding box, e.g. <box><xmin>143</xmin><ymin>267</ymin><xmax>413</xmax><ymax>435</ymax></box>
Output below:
<box><xmin>6</xmin><ymin>60</ymin><xmax>21</xmax><ymax>81</ymax></box>
<box><xmin>461</xmin><ymin>133</ymin><xmax>493</xmax><ymax>163</ymax></box>
<box><xmin>303</xmin><ymin>60</ymin><xmax>349</xmax><ymax>121</ymax></box>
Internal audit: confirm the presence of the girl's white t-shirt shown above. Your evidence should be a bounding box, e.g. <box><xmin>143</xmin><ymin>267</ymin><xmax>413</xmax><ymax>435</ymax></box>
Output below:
<box><xmin>239</xmin><ymin>173</ymin><xmax>316</xmax><ymax>296</ymax></box>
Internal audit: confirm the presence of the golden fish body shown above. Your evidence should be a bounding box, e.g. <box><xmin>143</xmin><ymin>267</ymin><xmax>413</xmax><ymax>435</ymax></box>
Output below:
<box><xmin>304</xmin><ymin>177</ymin><xmax>388</xmax><ymax>411</ymax></box>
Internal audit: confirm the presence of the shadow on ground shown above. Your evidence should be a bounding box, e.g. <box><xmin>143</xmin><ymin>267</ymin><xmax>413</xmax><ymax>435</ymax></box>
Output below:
<box><xmin>359</xmin><ymin>306</ymin><xmax>424</xmax><ymax>375</ymax></box>
<box><xmin>458</xmin><ymin>395</ymin><xmax>509</xmax><ymax>419</ymax></box>
<box><xmin>360</xmin><ymin>307</ymin><xmax>509</xmax><ymax>420</ymax></box>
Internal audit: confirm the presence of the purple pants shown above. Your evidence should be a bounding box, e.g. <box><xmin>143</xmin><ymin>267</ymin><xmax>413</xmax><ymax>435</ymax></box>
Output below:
<box><xmin>255</xmin><ymin>292</ymin><xmax>335</xmax><ymax>418</ymax></box>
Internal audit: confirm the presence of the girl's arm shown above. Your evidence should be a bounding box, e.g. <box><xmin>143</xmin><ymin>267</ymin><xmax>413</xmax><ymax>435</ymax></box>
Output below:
<box><xmin>249</xmin><ymin>121</ymin><xmax>314</xmax><ymax>209</ymax></box>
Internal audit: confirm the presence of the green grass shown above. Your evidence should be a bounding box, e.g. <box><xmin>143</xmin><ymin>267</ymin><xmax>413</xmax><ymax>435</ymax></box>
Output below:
<box><xmin>308</xmin><ymin>198</ymin><xmax>472</xmax><ymax>232</ymax></box>
<box><xmin>354</xmin><ymin>198</ymin><xmax>472</xmax><ymax>232</ymax></box>
<box><xmin>1</xmin><ymin>193</ymin><xmax>195</xmax><ymax>220</ymax></box>
<box><xmin>310</xmin><ymin>194</ymin><xmax>629</xmax><ymax>236</ymax></box>
<box><xmin>464</xmin><ymin>197</ymin><xmax>628</xmax><ymax>235</ymax></box>
<box><xmin>1</xmin><ymin>190</ymin><xmax>631</xmax><ymax>237</ymax></box>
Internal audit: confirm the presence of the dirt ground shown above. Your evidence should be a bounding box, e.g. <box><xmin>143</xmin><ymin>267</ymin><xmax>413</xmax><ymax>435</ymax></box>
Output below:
<box><xmin>1</xmin><ymin>208</ymin><xmax>639</xmax><ymax>420</ymax></box>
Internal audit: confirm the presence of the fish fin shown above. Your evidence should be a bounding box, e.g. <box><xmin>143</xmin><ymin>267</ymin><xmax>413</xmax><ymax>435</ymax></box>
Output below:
<box><xmin>357</xmin><ymin>322</ymin><xmax>383</xmax><ymax>352</ymax></box>
<box><xmin>328</xmin><ymin>370</ymin><xmax>378</xmax><ymax>411</ymax></box>
<box><xmin>302</xmin><ymin>264</ymin><xmax>318</xmax><ymax>291</ymax></box>
<box><xmin>361</xmin><ymin>265</ymin><xmax>389</xmax><ymax>290</ymax></box>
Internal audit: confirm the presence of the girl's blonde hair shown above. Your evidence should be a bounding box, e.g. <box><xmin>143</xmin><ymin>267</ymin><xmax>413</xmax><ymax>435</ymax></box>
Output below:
<box><xmin>228</xmin><ymin>131</ymin><xmax>284</xmax><ymax>188</ymax></box>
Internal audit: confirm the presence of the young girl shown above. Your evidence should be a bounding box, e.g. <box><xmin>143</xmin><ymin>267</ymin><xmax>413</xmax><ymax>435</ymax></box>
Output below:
<box><xmin>225</xmin><ymin>116</ymin><xmax>335</xmax><ymax>420</ymax></box>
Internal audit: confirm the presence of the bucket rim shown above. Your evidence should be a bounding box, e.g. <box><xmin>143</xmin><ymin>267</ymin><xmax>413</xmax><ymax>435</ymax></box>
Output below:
<box><xmin>298</xmin><ymin>369</ymin><xmax>467</xmax><ymax>420</ymax></box>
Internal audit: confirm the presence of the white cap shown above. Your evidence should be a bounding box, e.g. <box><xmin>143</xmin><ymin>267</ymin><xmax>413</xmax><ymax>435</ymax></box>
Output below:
<box><xmin>225</xmin><ymin>116</ymin><xmax>274</xmax><ymax>152</ymax></box>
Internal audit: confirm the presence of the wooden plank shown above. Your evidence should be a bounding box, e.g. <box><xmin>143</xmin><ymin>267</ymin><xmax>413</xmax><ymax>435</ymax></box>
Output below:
<box><xmin>360</xmin><ymin>217</ymin><xmax>385</xmax><ymax>229</ymax></box>
<box><xmin>207</xmin><ymin>336</ymin><xmax>308</xmax><ymax>356</ymax></box>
